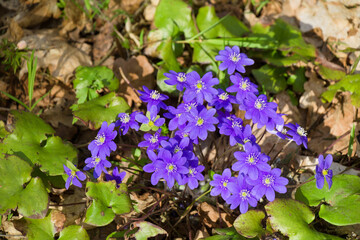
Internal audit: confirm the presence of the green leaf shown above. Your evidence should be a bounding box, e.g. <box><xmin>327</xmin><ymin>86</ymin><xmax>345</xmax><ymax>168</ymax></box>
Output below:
<box><xmin>58</xmin><ymin>225</ymin><xmax>90</xmax><ymax>240</ymax></box>
<box><xmin>17</xmin><ymin>177</ymin><xmax>48</xmax><ymax>218</ymax></box>
<box><xmin>3</xmin><ymin>111</ymin><xmax>77</xmax><ymax>176</ymax></box>
<box><xmin>295</xmin><ymin>175</ymin><xmax>360</xmax><ymax>226</ymax></box>
<box><xmin>26</xmin><ymin>211</ymin><xmax>56</xmax><ymax>240</ymax></box>
<box><xmin>72</xmin><ymin>92</ymin><xmax>130</xmax><ymax>129</ymax></box>
<box><xmin>85</xmin><ymin>182</ymin><xmax>132</xmax><ymax>226</ymax></box>
<box><xmin>322</xmin><ymin>74</ymin><xmax>360</xmax><ymax>107</ymax></box>
<box><xmin>205</xmin><ymin>227</ymin><xmax>250</xmax><ymax>240</ymax></box>
<box><xmin>0</xmin><ymin>155</ymin><xmax>31</xmax><ymax>213</ymax></box>
<box><xmin>133</xmin><ymin>221</ymin><xmax>168</xmax><ymax>240</ymax></box>
<box><xmin>154</xmin><ymin>0</ymin><xmax>196</xmax><ymax>38</ymax></box>
<box><xmin>0</xmin><ymin>120</ymin><xmax>9</xmax><ymax>138</ymax></box>
<box><xmin>0</xmin><ymin>156</ymin><xmax>48</xmax><ymax>218</ymax></box>
<box><xmin>265</xmin><ymin>199</ymin><xmax>342</xmax><ymax>240</ymax></box>
<box><xmin>73</xmin><ymin>66</ymin><xmax>120</xmax><ymax>104</ymax></box>
<box><xmin>287</xmin><ymin>67</ymin><xmax>306</xmax><ymax>93</ymax></box>
<box><xmin>317</xmin><ymin>64</ymin><xmax>346</xmax><ymax>81</ymax></box>
<box><xmin>196</xmin><ymin>6</ymin><xmax>247</xmax><ymax>39</ymax></box>
<box><xmin>233</xmin><ymin>210</ymin><xmax>266</xmax><ymax>238</ymax></box>
<box><xmin>252</xmin><ymin>65</ymin><xmax>287</xmax><ymax>93</ymax></box>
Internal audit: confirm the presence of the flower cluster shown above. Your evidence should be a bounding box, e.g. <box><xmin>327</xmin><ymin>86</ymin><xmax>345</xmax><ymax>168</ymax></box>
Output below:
<box><xmin>64</xmin><ymin>45</ymin><xmax>312</xmax><ymax>215</ymax></box>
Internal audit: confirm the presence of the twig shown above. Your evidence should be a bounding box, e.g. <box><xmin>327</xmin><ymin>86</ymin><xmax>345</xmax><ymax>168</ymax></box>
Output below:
<box><xmin>119</xmin><ymin>67</ymin><xmax>141</xmax><ymax>99</ymax></box>
<box><xmin>321</xmin><ymin>130</ymin><xmax>350</xmax><ymax>156</ymax></box>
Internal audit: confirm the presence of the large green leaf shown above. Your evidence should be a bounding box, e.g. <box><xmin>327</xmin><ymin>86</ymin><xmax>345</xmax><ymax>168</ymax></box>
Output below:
<box><xmin>233</xmin><ymin>210</ymin><xmax>267</xmax><ymax>238</ymax></box>
<box><xmin>252</xmin><ymin>65</ymin><xmax>287</xmax><ymax>93</ymax></box>
<box><xmin>73</xmin><ymin>66</ymin><xmax>120</xmax><ymax>104</ymax></box>
<box><xmin>154</xmin><ymin>0</ymin><xmax>196</xmax><ymax>39</ymax></box>
<box><xmin>0</xmin><ymin>155</ymin><xmax>48</xmax><ymax>218</ymax></box>
<box><xmin>26</xmin><ymin>211</ymin><xmax>56</xmax><ymax>240</ymax></box>
<box><xmin>317</xmin><ymin>64</ymin><xmax>346</xmax><ymax>82</ymax></box>
<box><xmin>84</xmin><ymin>182</ymin><xmax>132</xmax><ymax>226</ymax></box>
<box><xmin>265</xmin><ymin>199</ymin><xmax>342</xmax><ymax>240</ymax></box>
<box><xmin>72</xmin><ymin>92</ymin><xmax>130</xmax><ymax>129</ymax></box>
<box><xmin>322</xmin><ymin>74</ymin><xmax>360</xmax><ymax>107</ymax></box>
<box><xmin>3</xmin><ymin>111</ymin><xmax>77</xmax><ymax>176</ymax></box>
<box><xmin>196</xmin><ymin>6</ymin><xmax>248</xmax><ymax>39</ymax></box>
<box><xmin>133</xmin><ymin>221</ymin><xmax>168</xmax><ymax>240</ymax></box>
<box><xmin>58</xmin><ymin>225</ymin><xmax>89</xmax><ymax>240</ymax></box>
<box><xmin>295</xmin><ymin>175</ymin><xmax>360</xmax><ymax>226</ymax></box>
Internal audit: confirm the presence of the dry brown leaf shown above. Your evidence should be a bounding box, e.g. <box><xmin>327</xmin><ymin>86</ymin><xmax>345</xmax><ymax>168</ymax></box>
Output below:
<box><xmin>93</xmin><ymin>22</ymin><xmax>114</xmax><ymax>63</ymax></box>
<box><xmin>299</xmin><ymin>71</ymin><xmax>327</xmax><ymax>126</ymax></box>
<box><xmin>120</xmin><ymin>0</ymin><xmax>143</xmax><ymax>14</ymax></box>
<box><xmin>60</xmin><ymin>187</ymin><xmax>87</xmax><ymax>227</ymax></box>
<box><xmin>13</xmin><ymin>0</ymin><xmax>61</xmax><ymax>28</ymax></box>
<box><xmin>197</xmin><ymin>202</ymin><xmax>232</xmax><ymax>228</ymax></box>
<box><xmin>59</xmin><ymin>0</ymin><xmax>87</xmax><ymax>37</ymax></box>
<box><xmin>113</xmin><ymin>55</ymin><xmax>155</xmax><ymax>107</ymax></box>
<box><xmin>308</xmin><ymin>92</ymin><xmax>356</xmax><ymax>155</ymax></box>
<box><xmin>19</xmin><ymin>29</ymin><xmax>92</xmax><ymax>83</ymax></box>
<box><xmin>194</xmin><ymin>226</ymin><xmax>210</xmax><ymax>240</ymax></box>
<box><xmin>1</xmin><ymin>217</ymin><xmax>24</xmax><ymax>240</ymax></box>
<box><xmin>51</xmin><ymin>210</ymin><xmax>66</xmax><ymax>233</ymax></box>
<box><xmin>275</xmin><ymin>92</ymin><xmax>302</xmax><ymax>125</ymax></box>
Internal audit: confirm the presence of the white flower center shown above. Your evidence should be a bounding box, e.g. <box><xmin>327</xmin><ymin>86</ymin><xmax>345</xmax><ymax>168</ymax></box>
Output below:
<box><xmin>246</xmin><ymin>153</ymin><xmax>258</xmax><ymax>165</ymax></box>
<box><xmin>297</xmin><ymin>126</ymin><xmax>307</xmax><ymax>136</ymax></box>
<box><xmin>166</xmin><ymin>163</ymin><xmax>177</xmax><ymax>173</ymax></box>
<box><xmin>218</xmin><ymin>92</ymin><xmax>229</xmax><ymax>101</ymax></box>
<box><xmin>196</xmin><ymin>80</ymin><xmax>204</xmax><ymax>91</ymax></box>
<box><xmin>240</xmin><ymin>80</ymin><xmax>250</xmax><ymax>91</ymax></box>
<box><xmin>149</xmin><ymin>135</ymin><xmax>158</xmax><ymax>144</ymax></box>
<box><xmin>177</xmin><ymin>73</ymin><xmax>186</xmax><ymax>82</ymax></box>
<box><xmin>240</xmin><ymin>189</ymin><xmax>250</xmax><ymax>200</ymax></box>
<box><xmin>221</xmin><ymin>179</ymin><xmax>228</xmax><ymax>187</ymax></box>
<box><xmin>229</xmin><ymin>52</ymin><xmax>241</xmax><ymax>63</ymax></box>
<box><xmin>254</xmin><ymin>98</ymin><xmax>266</xmax><ymax>110</ymax></box>
<box><xmin>196</xmin><ymin>117</ymin><xmax>204</xmax><ymax>126</ymax></box>
<box><xmin>262</xmin><ymin>175</ymin><xmax>275</xmax><ymax>187</ymax></box>
<box><xmin>120</xmin><ymin>114</ymin><xmax>130</xmax><ymax>123</ymax></box>
<box><xmin>95</xmin><ymin>134</ymin><xmax>106</xmax><ymax>145</ymax></box>
<box><xmin>150</xmin><ymin>90</ymin><xmax>160</xmax><ymax>100</ymax></box>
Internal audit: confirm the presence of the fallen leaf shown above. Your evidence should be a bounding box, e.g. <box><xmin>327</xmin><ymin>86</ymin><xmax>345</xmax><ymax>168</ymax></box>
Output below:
<box><xmin>275</xmin><ymin>92</ymin><xmax>302</xmax><ymax>125</ymax></box>
<box><xmin>13</xmin><ymin>0</ymin><xmax>61</xmax><ymax>28</ymax></box>
<box><xmin>197</xmin><ymin>202</ymin><xmax>232</xmax><ymax>228</ymax></box>
<box><xmin>51</xmin><ymin>210</ymin><xmax>66</xmax><ymax>233</ymax></box>
<box><xmin>19</xmin><ymin>29</ymin><xmax>92</xmax><ymax>83</ymax></box>
<box><xmin>113</xmin><ymin>55</ymin><xmax>155</xmax><ymax>107</ymax></box>
<box><xmin>299</xmin><ymin>71</ymin><xmax>327</xmax><ymax>126</ymax></box>
<box><xmin>308</xmin><ymin>92</ymin><xmax>356</xmax><ymax>155</ymax></box>
<box><xmin>93</xmin><ymin>22</ymin><xmax>114</xmax><ymax>63</ymax></box>
<box><xmin>60</xmin><ymin>187</ymin><xmax>87</xmax><ymax>227</ymax></box>
<box><xmin>120</xmin><ymin>0</ymin><xmax>143</xmax><ymax>14</ymax></box>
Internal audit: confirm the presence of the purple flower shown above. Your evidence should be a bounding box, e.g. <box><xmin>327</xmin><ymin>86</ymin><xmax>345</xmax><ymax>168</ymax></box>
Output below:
<box><xmin>315</xmin><ymin>154</ymin><xmax>333</xmax><ymax>189</ymax></box>
<box><xmin>63</xmin><ymin>165</ymin><xmax>86</xmax><ymax>189</ymax></box>
<box><xmin>242</xmin><ymin>94</ymin><xmax>279</xmax><ymax>131</ymax></box>
<box><xmin>152</xmin><ymin>150</ymin><xmax>188</xmax><ymax>188</ymax></box>
<box><xmin>210</xmin><ymin>168</ymin><xmax>235</xmax><ymax>200</ymax></box>
<box><xmin>285</xmin><ymin>123</ymin><xmax>308</xmax><ymax>149</ymax></box>
<box><xmin>226</xmin><ymin>74</ymin><xmax>258</xmax><ymax>106</ymax></box>
<box><xmin>248</xmin><ymin>168</ymin><xmax>288</xmax><ymax>202</ymax></box>
<box><xmin>226</xmin><ymin>174</ymin><xmax>258</xmax><ymax>214</ymax></box>
<box><xmin>84</xmin><ymin>155</ymin><xmax>111</xmax><ymax>179</ymax></box>
<box><xmin>115</xmin><ymin>112</ymin><xmax>139</xmax><ymax>135</ymax></box>
<box><xmin>105</xmin><ymin>167</ymin><xmax>126</xmax><ymax>187</ymax></box>
<box><xmin>218</xmin><ymin>115</ymin><xmax>243</xmax><ymax>146</ymax></box>
<box><xmin>235</xmin><ymin>124</ymin><xmax>257</xmax><ymax>146</ymax></box>
<box><xmin>215</xmin><ymin>46</ymin><xmax>254</xmax><ymax>75</ymax></box>
<box><xmin>164</xmin><ymin>71</ymin><xmax>189</xmax><ymax>91</ymax></box>
<box><xmin>138</xmin><ymin>129</ymin><xmax>168</xmax><ymax>151</ymax></box>
<box><xmin>175</xmin><ymin>129</ymin><xmax>198</xmax><ymax>146</ymax></box>
<box><xmin>138</xmin><ymin>86</ymin><xmax>168</xmax><ymax>115</ymax></box>
<box><xmin>136</xmin><ymin>111</ymin><xmax>165</xmax><ymax>131</ymax></box>
<box><xmin>184</xmin><ymin>107</ymin><xmax>219</xmax><ymax>140</ymax></box>
<box><xmin>88</xmin><ymin>121</ymin><xmax>117</xmax><ymax>159</ymax></box>
<box><xmin>232</xmin><ymin>142</ymin><xmax>271</xmax><ymax>180</ymax></box>
<box><xmin>183</xmin><ymin>72</ymin><xmax>219</xmax><ymax>104</ymax></box>
<box><xmin>163</xmin><ymin>106</ymin><xmax>186</xmax><ymax>131</ymax></box>
<box><xmin>209</xmin><ymin>89</ymin><xmax>236</xmax><ymax>112</ymax></box>
<box><xmin>143</xmin><ymin>150</ymin><xmax>162</xmax><ymax>185</ymax></box>
<box><xmin>184</xmin><ymin>161</ymin><xmax>205</xmax><ymax>189</ymax></box>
